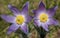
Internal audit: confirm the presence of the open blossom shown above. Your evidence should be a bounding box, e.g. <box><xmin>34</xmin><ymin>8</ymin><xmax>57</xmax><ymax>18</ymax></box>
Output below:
<box><xmin>1</xmin><ymin>2</ymin><xmax>32</xmax><ymax>34</ymax></box>
<box><xmin>33</xmin><ymin>2</ymin><xmax>58</xmax><ymax>31</ymax></box>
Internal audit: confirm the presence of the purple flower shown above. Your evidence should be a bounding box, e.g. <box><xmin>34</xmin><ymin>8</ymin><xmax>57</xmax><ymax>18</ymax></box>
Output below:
<box><xmin>1</xmin><ymin>2</ymin><xmax>32</xmax><ymax>34</ymax></box>
<box><xmin>33</xmin><ymin>2</ymin><xmax>58</xmax><ymax>31</ymax></box>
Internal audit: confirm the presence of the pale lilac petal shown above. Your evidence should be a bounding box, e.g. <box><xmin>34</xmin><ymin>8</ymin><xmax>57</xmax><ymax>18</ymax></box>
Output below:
<box><xmin>34</xmin><ymin>19</ymin><xmax>41</xmax><ymax>27</ymax></box>
<box><xmin>32</xmin><ymin>2</ymin><xmax>46</xmax><ymax>15</ymax></box>
<box><xmin>41</xmin><ymin>24</ymin><xmax>49</xmax><ymax>31</ymax></box>
<box><xmin>22</xmin><ymin>2</ymin><xmax>29</xmax><ymax>15</ymax></box>
<box><xmin>20</xmin><ymin>24</ymin><xmax>28</xmax><ymax>34</ymax></box>
<box><xmin>32</xmin><ymin>10</ymin><xmax>36</xmax><ymax>13</ymax></box>
<box><xmin>8</xmin><ymin>4</ymin><xmax>20</xmax><ymax>15</ymax></box>
<box><xmin>32</xmin><ymin>10</ymin><xmax>40</xmax><ymax>14</ymax></box>
<box><xmin>7</xmin><ymin>24</ymin><xmax>20</xmax><ymax>34</ymax></box>
<box><xmin>39</xmin><ymin>2</ymin><xmax>45</xmax><ymax>10</ymax></box>
<box><xmin>48</xmin><ymin>18</ymin><xmax>58</xmax><ymax>25</ymax></box>
<box><xmin>47</xmin><ymin>6</ymin><xmax>58</xmax><ymax>17</ymax></box>
<box><xmin>32</xmin><ymin>9</ymin><xmax>43</xmax><ymax>14</ymax></box>
<box><xmin>32</xmin><ymin>9</ymin><xmax>46</xmax><ymax>17</ymax></box>
<box><xmin>1</xmin><ymin>15</ymin><xmax>15</xmax><ymax>23</ymax></box>
<box><xmin>26</xmin><ymin>16</ymin><xmax>32</xmax><ymax>23</ymax></box>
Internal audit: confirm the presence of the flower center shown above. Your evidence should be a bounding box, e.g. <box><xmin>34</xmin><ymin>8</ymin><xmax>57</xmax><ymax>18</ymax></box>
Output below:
<box><xmin>16</xmin><ymin>15</ymin><xmax>25</xmax><ymax>25</ymax></box>
<box><xmin>39</xmin><ymin>13</ymin><xmax>48</xmax><ymax>23</ymax></box>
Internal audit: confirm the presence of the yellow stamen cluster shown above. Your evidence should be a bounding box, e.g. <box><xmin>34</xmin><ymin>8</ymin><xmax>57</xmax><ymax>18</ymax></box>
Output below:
<box><xmin>39</xmin><ymin>13</ymin><xmax>48</xmax><ymax>23</ymax></box>
<box><xmin>16</xmin><ymin>15</ymin><xmax>25</xmax><ymax>25</ymax></box>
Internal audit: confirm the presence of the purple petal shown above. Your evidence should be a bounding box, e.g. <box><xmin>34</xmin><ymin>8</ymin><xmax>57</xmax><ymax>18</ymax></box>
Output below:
<box><xmin>26</xmin><ymin>16</ymin><xmax>32</xmax><ymax>23</ymax></box>
<box><xmin>8</xmin><ymin>4</ymin><xmax>20</xmax><ymax>15</ymax></box>
<box><xmin>20</xmin><ymin>24</ymin><xmax>28</xmax><ymax>34</ymax></box>
<box><xmin>48</xmin><ymin>18</ymin><xmax>58</xmax><ymax>25</ymax></box>
<box><xmin>32</xmin><ymin>2</ymin><xmax>46</xmax><ymax>15</ymax></box>
<box><xmin>1</xmin><ymin>15</ymin><xmax>15</xmax><ymax>23</ymax></box>
<box><xmin>32</xmin><ymin>9</ymin><xmax>46</xmax><ymax>17</ymax></box>
<box><xmin>32</xmin><ymin>10</ymin><xmax>41</xmax><ymax>14</ymax></box>
<box><xmin>34</xmin><ymin>19</ymin><xmax>41</xmax><ymax>27</ymax></box>
<box><xmin>47</xmin><ymin>6</ymin><xmax>58</xmax><ymax>17</ymax></box>
<box><xmin>41</xmin><ymin>24</ymin><xmax>49</xmax><ymax>31</ymax></box>
<box><xmin>38</xmin><ymin>2</ymin><xmax>45</xmax><ymax>10</ymax></box>
<box><xmin>7</xmin><ymin>24</ymin><xmax>20</xmax><ymax>34</ymax></box>
<box><xmin>21</xmin><ymin>2</ymin><xmax>29</xmax><ymax>15</ymax></box>
<box><xmin>32</xmin><ymin>10</ymin><xmax>36</xmax><ymax>14</ymax></box>
<box><xmin>32</xmin><ymin>9</ymin><xmax>46</xmax><ymax>15</ymax></box>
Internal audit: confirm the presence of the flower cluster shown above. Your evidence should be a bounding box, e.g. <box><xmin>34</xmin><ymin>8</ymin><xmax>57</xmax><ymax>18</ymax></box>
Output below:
<box><xmin>1</xmin><ymin>1</ymin><xmax>58</xmax><ymax>35</ymax></box>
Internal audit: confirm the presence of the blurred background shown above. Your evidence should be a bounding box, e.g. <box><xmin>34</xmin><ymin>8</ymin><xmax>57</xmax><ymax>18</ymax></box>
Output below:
<box><xmin>0</xmin><ymin>0</ymin><xmax>60</xmax><ymax>38</ymax></box>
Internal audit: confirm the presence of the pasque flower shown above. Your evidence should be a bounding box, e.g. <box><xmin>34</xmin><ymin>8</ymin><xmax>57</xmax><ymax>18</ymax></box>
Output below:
<box><xmin>1</xmin><ymin>2</ymin><xmax>32</xmax><ymax>34</ymax></box>
<box><xmin>33</xmin><ymin>2</ymin><xmax>58</xmax><ymax>31</ymax></box>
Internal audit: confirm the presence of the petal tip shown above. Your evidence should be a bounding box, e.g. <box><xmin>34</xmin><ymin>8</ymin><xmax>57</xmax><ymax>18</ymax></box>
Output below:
<box><xmin>38</xmin><ymin>2</ymin><xmax>45</xmax><ymax>10</ymax></box>
<box><xmin>25</xmin><ymin>1</ymin><xmax>29</xmax><ymax>5</ymax></box>
<box><xmin>54</xmin><ymin>6</ymin><xmax>58</xmax><ymax>10</ymax></box>
<box><xmin>1</xmin><ymin>15</ymin><xmax>6</xmax><ymax>19</ymax></box>
<box><xmin>7</xmin><ymin>31</ymin><xmax>12</xmax><ymax>35</ymax></box>
<box><xmin>39</xmin><ymin>1</ymin><xmax>45</xmax><ymax>7</ymax></box>
<box><xmin>8</xmin><ymin>4</ymin><xmax>12</xmax><ymax>8</ymax></box>
<box><xmin>22</xmin><ymin>2</ymin><xmax>29</xmax><ymax>13</ymax></box>
<box><xmin>32</xmin><ymin>10</ymin><xmax>35</xmax><ymax>13</ymax></box>
<box><xmin>23</xmin><ymin>1</ymin><xmax>29</xmax><ymax>8</ymax></box>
